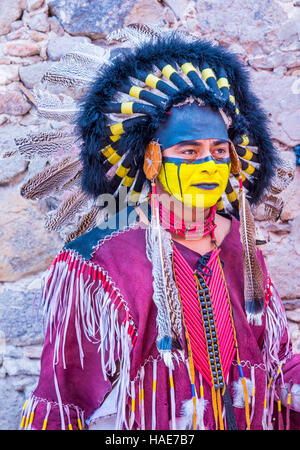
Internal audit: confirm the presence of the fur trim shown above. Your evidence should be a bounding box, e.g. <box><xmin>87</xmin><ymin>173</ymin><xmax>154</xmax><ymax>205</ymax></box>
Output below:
<box><xmin>39</xmin><ymin>248</ymin><xmax>137</xmax><ymax>430</ymax></box>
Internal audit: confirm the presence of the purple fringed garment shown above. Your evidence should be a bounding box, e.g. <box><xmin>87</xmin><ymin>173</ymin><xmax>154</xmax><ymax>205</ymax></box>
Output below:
<box><xmin>20</xmin><ymin>217</ymin><xmax>300</xmax><ymax>430</ymax></box>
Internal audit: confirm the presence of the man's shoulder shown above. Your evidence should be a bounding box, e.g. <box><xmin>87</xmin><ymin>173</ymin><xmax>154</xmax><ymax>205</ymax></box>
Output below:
<box><xmin>63</xmin><ymin>206</ymin><xmax>140</xmax><ymax>260</ymax></box>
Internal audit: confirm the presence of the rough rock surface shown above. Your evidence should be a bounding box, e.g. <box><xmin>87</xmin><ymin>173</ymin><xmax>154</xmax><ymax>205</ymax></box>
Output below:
<box><xmin>0</xmin><ymin>186</ymin><xmax>62</xmax><ymax>282</ymax></box>
<box><xmin>48</xmin><ymin>0</ymin><xmax>165</xmax><ymax>39</ymax></box>
<box><xmin>0</xmin><ymin>0</ymin><xmax>24</xmax><ymax>37</ymax></box>
<box><xmin>0</xmin><ymin>91</ymin><xmax>32</xmax><ymax>116</ymax></box>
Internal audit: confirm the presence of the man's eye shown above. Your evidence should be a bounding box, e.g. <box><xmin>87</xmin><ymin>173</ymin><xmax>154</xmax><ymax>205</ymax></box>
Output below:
<box><xmin>213</xmin><ymin>148</ymin><xmax>227</xmax><ymax>156</ymax></box>
<box><xmin>182</xmin><ymin>149</ymin><xmax>196</xmax><ymax>155</ymax></box>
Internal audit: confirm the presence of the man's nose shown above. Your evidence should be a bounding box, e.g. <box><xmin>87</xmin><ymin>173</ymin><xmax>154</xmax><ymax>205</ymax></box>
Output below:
<box><xmin>198</xmin><ymin>140</ymin><xmax>212</xmax><ymax>156</ymax></box>
<box><xmin>199</xmin><ymin>160</ymin><xmax>217</xmax><ymax>175</ymax></box>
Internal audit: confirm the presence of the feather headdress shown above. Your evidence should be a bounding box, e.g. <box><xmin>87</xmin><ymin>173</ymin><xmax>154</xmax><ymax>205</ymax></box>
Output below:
<box><xmin>9</xmin><ymin>25</ymin><xmax>293</xmax><ymax>250</ymax></box>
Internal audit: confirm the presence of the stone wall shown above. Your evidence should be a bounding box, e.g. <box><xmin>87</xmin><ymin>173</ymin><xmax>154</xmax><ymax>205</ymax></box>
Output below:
<box><xmin>0</xmin><ymin>0</ymin><xmax>299</xmax><ymax>430</ymax></box>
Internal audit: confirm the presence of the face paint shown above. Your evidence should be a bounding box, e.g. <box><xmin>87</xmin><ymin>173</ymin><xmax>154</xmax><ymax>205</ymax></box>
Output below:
<box><xmin>157</xmin><ymin>155</ymin><xmax>231</xmax><ymax>208</ymax></box>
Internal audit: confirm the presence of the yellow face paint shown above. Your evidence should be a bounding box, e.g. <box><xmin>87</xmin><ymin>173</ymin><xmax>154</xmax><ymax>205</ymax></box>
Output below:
<box><xmin>157</xmin><ymin>156</ymin><xmax>230</xmax><ymax>208</ymax></box>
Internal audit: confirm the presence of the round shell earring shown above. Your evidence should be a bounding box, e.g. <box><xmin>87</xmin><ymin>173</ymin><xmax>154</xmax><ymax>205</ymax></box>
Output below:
<box><xmin>143</xmin><ymin>141</ymin><xmax>162</xmax><ymax>181</ymax></box>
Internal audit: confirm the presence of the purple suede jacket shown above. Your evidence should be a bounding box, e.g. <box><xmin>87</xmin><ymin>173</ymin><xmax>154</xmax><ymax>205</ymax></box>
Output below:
<box><xmin>20</xmin><ymin>216</ymin><xmax>300</xmax><ymax>430</ymax></box>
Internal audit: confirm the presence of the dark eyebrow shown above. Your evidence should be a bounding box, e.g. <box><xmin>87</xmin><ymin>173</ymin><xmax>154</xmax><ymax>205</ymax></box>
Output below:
<box><xmin>173</xmin><ymin>139</ymin><xmax>229</xmax><ymax>149</ymax></box>
<box><xmin>212</xmin><ymin>139</ymin><xmax>229</xmax><ymax>146</ymax></box>
<box><xmin>173</xmin><ymin>140</ymin><xmax>203</xmax><ymax>148</ymax></box>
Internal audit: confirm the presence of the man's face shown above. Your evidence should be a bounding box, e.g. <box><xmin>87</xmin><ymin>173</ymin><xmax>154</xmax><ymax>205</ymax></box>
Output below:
<box><xmin>157</xmin><ymin>139</ymin><xmax>231</xmax><ymax>208</ymax></box>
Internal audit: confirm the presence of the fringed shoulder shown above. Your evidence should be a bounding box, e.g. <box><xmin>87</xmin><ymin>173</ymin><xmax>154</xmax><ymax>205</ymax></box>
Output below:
<box><xmin>63</xmin><ymin>205</ymin><xmax>139</xmax><ymax>260</ymax></box>
<box><xmin>20</xmin><ymin>208</ymin><xmax>140</xmax><ymax>430</ymax></box>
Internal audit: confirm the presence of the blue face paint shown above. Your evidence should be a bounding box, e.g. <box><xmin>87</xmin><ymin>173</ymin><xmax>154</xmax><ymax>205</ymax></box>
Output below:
<box><xmin>153</xmin><ymin>103</ymin><xmax>229</xmax><ymax>150</ymax></box>
<box><xmin>162</xmin><ymin>156</ymin><xmax>231</xmax><ymax>165</ymax></box>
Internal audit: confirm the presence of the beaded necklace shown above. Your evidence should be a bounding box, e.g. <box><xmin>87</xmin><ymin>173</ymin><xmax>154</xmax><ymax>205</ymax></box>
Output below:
<box><xmin>173</xmin><ymin>245</ymin><xmax>250</xmax><ymax>429</ymax></box>
<box><xmin>148</xmin><ymin>184</ymin><xmax>250</xmax><ymax>429</ymax></box>
<box><xmin>172</xmin><ymin>238</ymin><xmax>250</xmax><ymax>430</ymax></box>
<box><xmin>149</xmin><ymin>192</ymin><xmax>217</xmax><ymax>240</ymax></box>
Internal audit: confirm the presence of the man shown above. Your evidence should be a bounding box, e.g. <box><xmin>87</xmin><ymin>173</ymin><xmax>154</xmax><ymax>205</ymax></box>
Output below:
<box><xmin>19</xmin><ymin>26</ymin><xmax>300</xmax><ymax>430</ymax></box>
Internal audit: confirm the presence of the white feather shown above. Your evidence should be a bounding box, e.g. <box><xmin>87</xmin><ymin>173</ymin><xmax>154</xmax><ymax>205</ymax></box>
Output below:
<box><xmin>177</xmin><ymin>397</ymin><xmax>207</xmax><ymax>430</ymax></box>
<box><xmin>280</xmin><ymin>383</ymin><xmax>300</xmax><ymax>412</ymax></box>
<box><xmin>232</xmin><ymin>377</ymin><xmax>254</xmax><ymax>408</ymax></box>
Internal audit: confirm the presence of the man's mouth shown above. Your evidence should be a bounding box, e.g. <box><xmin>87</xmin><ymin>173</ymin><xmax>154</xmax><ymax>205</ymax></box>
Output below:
<box><xmin>192</xmin><ymin>183</ymin><xmax>219</xmax><ymax>190</ymax></box>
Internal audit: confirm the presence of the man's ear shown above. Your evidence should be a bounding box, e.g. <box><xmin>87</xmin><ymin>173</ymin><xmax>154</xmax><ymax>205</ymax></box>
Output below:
<box><xmin>143</xmin><ymin>141</ymin><xmax>162</xmax><ymax>181</ymax></box>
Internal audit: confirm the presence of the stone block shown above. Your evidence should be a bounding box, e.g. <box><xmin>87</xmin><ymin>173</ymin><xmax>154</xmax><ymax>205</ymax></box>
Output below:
<box><xmin>263</xmin><ymin>222</ymin><xmax>300</xmax><ymax>299</ymax></box>
<box><xmin>19</xmin><ymin>61</ymin><xmax>53</xmax><ymax>89</ymax></box>
<box><xmin>0</xmin><ymin>91</ymin><xmax>31</xmax><ymax>116</ymax></box>
<box><xmin>26</xmin><ymin>0</ymin><xmax>44</xmax><ymax>12</ymax></box>
<box><xmin>0</xmin><ymin>378</ymin><xmax>24</xmax><ymax>430</ymax></box>
<box><xmin>0</xmin><ymin>185</ymin><xmax>63</xmax><ymax>282</ymax></box>
<box><xmin>0</xmin><ymin>65</ymin><xmax>19</xmax><ymax>85</ymax></box>
<box><xmin>281</xmin><ymin>168</ymin><xmax>300</xmax><ymax>221</ymax></box>
<box><xmin>47</xmin><ymin>35</ymin><xmax>91</xmax><ymax>61</ymax></box>
<box><xmin>250</xmin><ymin>70</ymin><xmax>300</xmax><ymax>146</ymax></box>
<box><xmin>27</xmin><ymin>13</ymin><xmax>50</xmax><ymax>33</ymax></box>
<box><xmin>48</xmin><ymin>0</ymin><xmax>165</xmax><ymax>39</ymax></box>
<box><xmin>6</xmin><ymin>41</ymin><xmax>41</xmax><ymax>57</ymax></box>
<box><xmin>3</xmin><ymin>357</ymin><xmax>40</xmax><ymax>377</ymax></box>
<box><xmin>0</xmin><ymin>0</ymin><xmax>23</xmax><ymax>36</ymax></box>
<box><xmin>0</xmin><ymin>288</ymin><xmax>43</xmax><ymax>346</ymax></box>
<box><xmin>0</xmin><ymin>154</ymin><xmax>28</xmax><ymax>185</ymax></box>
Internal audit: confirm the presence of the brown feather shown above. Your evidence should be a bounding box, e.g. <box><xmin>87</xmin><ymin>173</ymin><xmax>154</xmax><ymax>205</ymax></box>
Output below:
<box><xmin>229</xmin><ymin>141</ymin><xmax>241</xmax><ymax>175</ymax></box>
<box><xmin>42</xmin><ymin>72</ymin><xmax>88</xmax><ymax>88</ymax></box>
<box><xmin>263</xmin><ymin>194</ymin><xmax>284</xmax><ymax>221</ymax></box>
<box><xmin>40</xmin><ymin>44</ymin><xmax>106</xmax><ymax>88</ymax></box>
<box><xmin>239</xmin><ymin>189</ymin><xmax>264</xmax><ymax>324</ymax></box>
<box><xmin>61</xmin><ymin>170</ymin><xmax>82</xmax><ymax>189</ymax></box>
<box><xmin>270</xmin><ymin>159</ymin><xmax>295</xmax><ymax>195</ymax></box>
<box><xmin>45</xmin><ymin>187</ymin><xmax>90</xmax><ymax>231</ymax></box>
<box><xmin>14</xmin><ymin>131</ymin><xmax>77</xmax><ymax>160</ymax></box>
<box><xmin>20</xmin><ymin>156</ymin><xmax>82</xmax><ymax>199</ymax></box>
<box><xmin>64</xmin><ymin>205</ymin><xmax>102</xmax><ymax>243</ymax></box>
<box><xmin>34</xmin><ymin>90</ymin><xmax>78</xmax><ymax>121</ymax></box>
<box><xmin>2</xmin><ymin>150</ymin><xmax>17</xmax><ymax>158</ymax></box>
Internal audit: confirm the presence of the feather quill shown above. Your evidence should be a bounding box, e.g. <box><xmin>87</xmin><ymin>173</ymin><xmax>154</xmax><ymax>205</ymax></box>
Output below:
<box><xmin>33</xmin><ymin>89</ymin><xmax>79</xmax><ymax>121</ymax></box>
<box><xmin>146</xmin><ymin>190</ymin><xmax>183</xmax><ymax>367</ymax></box>
<box><xmin>64</xmin><ymin>204</ymin><xmax>105</xmax><ymax>243</ymax></box>
<box><xmin>20</xmin><ymin>156</ymin><xmax>82</xmax><ymax>199</ymax></box>
<box><xmin>14</xmin><ymin>130</ymin><xmax>77</xmax><ymax>160</ymax></box>
<box><xmin>239</xmin><ymin>188</ymin><xmax>264</xmax><ymax>325</ymax></box>
<box><xmin>45</xmin><ymin>187</ymin><xmax>91</xmax><ymax>231</ymax></box>
<box><xmin>61</xmin><ymin>169</ymin><xmax>82</xmax><ymax>190</ymax></box>
<box><xmin>229</xmin><ymin>141</ymin><xmax>241</xmax><ymax>175</ymax></box>
<box><xmin>41</xmin><ymin>44</ymin><xmax>110</xmax><ymax>88</ymax></box>
<box><xmin>263</xmin><ymin>194</ymin><xmax>283</xmax><ymax>222</ymax></box>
